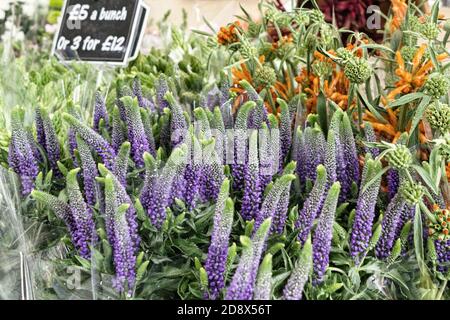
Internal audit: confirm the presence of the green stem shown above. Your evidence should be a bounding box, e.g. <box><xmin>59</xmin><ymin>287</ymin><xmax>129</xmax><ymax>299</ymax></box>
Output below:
<box><xmin>436</xmin><ymin>279</ymin><xmax>448</xmax><ymax>300</ymax></box>
<box><xmin>419</xmin><ymin>201</ymin><xmax>437</xmax><ymax>224</ymax></box>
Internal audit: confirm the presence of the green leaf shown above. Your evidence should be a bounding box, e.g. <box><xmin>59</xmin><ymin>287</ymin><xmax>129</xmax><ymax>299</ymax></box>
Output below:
<box><xmin>75</xmin><ymin>256</ymin><xmax>91</xmax><ymax>270</ymax></box>
<box><xmin>410</xmin><ymin>164</ymin><xmax>439</xmax><ymax>195</ymax></box>
<box><xmin>137</xmin><ymin>261</ymin><xmax>150</xmax><ymax>280</ymax></box>
<box><xmin>317</xmin><ymin>92</ymin><xmax>328</xmax><ymax>134</ymax></box>
<box><xmin>357</xmin><ymin>90</ymin><xmax>388</xmax><ymax>124</ymax></box>
<box><xmin>388</xmin><ymin>92</ymin><xmax>425</xmax><ymax>108</ymax></box>
<box><xmin>431</xmin><ymin>0</ymin><xmax>440</xmax><ymax>23</ymax></box>
<box><xmin>360</xmin><ymin>166</ymin><xmax>389</xmax><ymax>195</ymax></box>
<box><xmin>359</xmin><ymin>43</ymin><xmax>395</xmax><ymax>54</ymax></box>
<box><xmin>409</xmin><ymin>96</ymin><xmax>432</xmax><ymax>138</ymax></box>
<box><xmin>414</xmin><ymin>204</ymin><xmax>425</xmax><ymax>273</ymax></box>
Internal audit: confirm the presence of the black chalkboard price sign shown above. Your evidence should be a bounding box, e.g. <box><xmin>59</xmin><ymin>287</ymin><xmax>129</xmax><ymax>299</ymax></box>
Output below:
<box><xmin>52</xmin><ymin>0</ymin><xmax>149</xmax><ymax>66</ymax></box>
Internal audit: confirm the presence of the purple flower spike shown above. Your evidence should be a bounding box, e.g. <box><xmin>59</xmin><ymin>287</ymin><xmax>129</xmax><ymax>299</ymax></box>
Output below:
<box><xmin>272</xmin><ymin>188</ymin><xmax>290</xmax><ymax>234</ymax></box>
<box><xmin>350</xmin><ymin>156</ymin><xmax>383</xmax><ymax>263</ymax></box>
<box><xmin>296</xmin><ymin>165</ymin><xmax>328</xmax><ymax>244</ymax></box>
<box><xmin>241</xmin><ymin>131</ymin><xmax>263</xmax><ymax>221</ymax></box>
<box><xmin>166</xmin><ymin>92</ymin><xmax>188</xmax><ymax>147</ymax></box>
<box><xmin>312</xmin><ymin>182</ymin><xmax>340</xmax><ymax>283</ymax></box>
<box><xmin>120</xmin><ymin>96</ymin><xmax>150</xmax><ymax>169</ymax></box>
<box><xmin>156</xmin><ymin>74</ymin><xmax>169</xmax><ymax>111</ymax></box>
<box><xmin>8</xmin><ymin>109</ymin><xmax>39</xmax><ymax>195</ymax></box>
<box><xmin>283</xmin><ymin>236</ymin><xmax>312</xmax><ymax>300</ymax></box>
<box><xmin>204</xmin><ymin>180</ymin><xmax>233</xmax><ymax>300</ymax></box>
<box><xmin>76</xmin><ymin>137</ymin><xmax>99</xmax><ymax>207</ymax></box>
<box><xmin>435</xmin><ymin>240</ymin><xmax>450</xmax><ymax>273</ymax></box>
<box><xmin>339</xmin><ymin>112</ymin><xmax>360</xmax><ymax>201</ymax></box>
<box><xmin>226</xmin><ymin>218</ymin><xmax>271</xmax><ymax>300</ymax></box>
<box><xmin>363</xmin><ymin>122</ymin><xmax>380</xmax><ymax>158</ymax></box>
<box><xmin>111</xmin><ymin>106</ymin><xmax>125</xmax><ymax>153</ymax></box>
<box><xmin>375</xmin><ymin>192</ymin><xmax>407</xmax><ymax>260</ymax></box>
<box><xmin>104</xmin><ymin>174</ymin><xmax>138</xmax><ymax>293</ymax></box>
<box><xmin>140</xmin><ymin>147</ymin><xmax>187</xmax><ymax>229</ymax></box>
<box><xmin>278</xmin><ymin>99</ymin><xmax>292</xmax><ymax>166</ymax></box>
<box><xmin>35</xmin><ymin>106</ymin><xmax>61</xmax><ymax>175</ymax></box>
<box><xmin>132</xmin><ymin>77</ymin><xmax>155</xmax><ymax>111</ymax></box>
<box><xmin>255</xmin><ymin>162</ymin><xmax>296</xmax><ymax>232</ymax></box>
<box><xmin>93</xmin><ymin>91</ymin><xmax>109</xmax><ymax>132</ymax></box>
<box><xmin>66</xmin><ymin>168</ymin><xmax>96</xmax><ymax>259</ymax></box>
<box><xmin>63</xmin><ymin>113</ymin><xmax>116</xmax><ymax>170</ymax></box>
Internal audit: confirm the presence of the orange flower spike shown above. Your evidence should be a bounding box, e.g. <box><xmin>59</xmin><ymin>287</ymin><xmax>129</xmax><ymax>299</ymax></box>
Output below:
<box><xmin>387</xmin><ymin>108</ymin><xmax>398</xmax><ymax>127</ymax></box>
<box><xmin>370</xmin><ymin>123</ymin><xmax>397</xmax><ymax>136</ymax></box>
<box><xmin>395</xmin><ymin>51</ymin><xmax>405</xmax><ymax>73</ymax></box>
<box><xmin>387</xmin><ymin>84</ymin><xmax>410</xmax><ymax>100</ymax></box>
<box><xmin>412</xmin><ymin>44</ymin><xmax>427</xmax><ymax>74</ymax></box>
<box><xmin>419</xmin><ymin>133</ymin><xmax>428</xmax><ymax>144</ymax></box>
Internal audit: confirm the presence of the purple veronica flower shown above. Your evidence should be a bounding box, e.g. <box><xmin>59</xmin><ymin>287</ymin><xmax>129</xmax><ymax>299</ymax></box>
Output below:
<box><xmin>8</xmin><ymin>109</ymin><xmax>39</xmax><ymax>195</ymax></box>
<box><xmin>254</xmin><ymin>162</ymin><xmax>296</xmax><ymax>232</ymax></box>
<box><xmin>278</xmin><ymin>99</ymin><xmax>292</xmax><ymax>167</ymax></box>
<box><xmin>231</xmin><ymin>102</ymin><xmax>255</xmax><ymax>191</ymax></box>
<box><xmin>339</xmin><ymin>112</ymin><xmax>360</xmax><ymax>201</ymax></box>
<box><xmin>159</xmin><ymin>114</ymin><xmax>171</xmax><ymax>151</ymax></box>
<box><xmin>35</xmin><ymin>107</ymin><xmax>61</xmax><ymax>175</ymax></box>
<box><xmin>140</xmin><ymin>147</ymin><xmax>186</xmax><ymax>229</ymax></box>
<box><xmin>68</xmin><ymin>129</ymin><xmax>78</xmax><ymax>166</ymax></box>
<box><xmin>116</xmin><ymin>86</ymin><xmax>132</xmax><ymax>121</ymax></box>
<box><xmin>226</xmin><ymin>218</ymin><xmax>272</xmax><ymax>300</ymax></box>
<box><xmin>139</xmin><ymin>108</ymin><xmax>156</xmax><ymax>157</ymax></box>
<box><xmin>76</xmin><ymin>137</ymin><xmax>99</xmax><ymax>207</ymax></box>
<box><xmin>111</xmin><ymin>106</ymin><xmax>125</xmax><ymax>153</ymax></box>
<box><xmin>363</xmin><ymin>122</ymin><xmax>380</xmax><ymax>158</ymax></box>
<box><xmin>375</xmin><ymin>192</ymin><xmax>407</xmax><ymax>260</ymax></box>
<box><xmin>182</xmin><ymin>135</ymin><xmax>202</xmax><ymax>209</ymax></box>
<box><xmin>219</xmin><ymin>77</ymin><xmax>231</xmax><ymax>107</ymax></box>
<box><xmin>387</xmin><ymin>169</ymin><xmax>399</xmax><ymax>202</ymax></box>
<box><xmin>329</xmin><ymin>113</ymin><xmax>346</xmax><ymax>190</ymax></box>
<box><xmin>312</xmin><ymin>182</ymin><xmax>341</xmax><ymax>283</ymax></box>
<box><xmin>93</xmin><ymin>92</ymin><xmax>109</xmax><ymax>132</ymax></box>
<box><xmin>283</xmin><ymin>236</ymin><xmax>312</xmax><ymax>300</ymax></box>
<box><xmin>239</xmin><ymin>80</ymin><xmax>267</xmax><ymax>130</ymax></box>
<box><xmin>220</xmin><ymin>100</ymin><xmax>234</xmax><ymax>130</ymax></box>
<box><xmin>324</xmin><ymin>129</ymin><xmax>337</xmax><ymax>187</ymax></box>
<box><xmin>166</xmin><ymin>92</ymin><xmax>187</xmax><ymax>147</ymax></box>
<box><xmin>132</xmin><ymin>77</ymin><xmax>155</xmax><ymax>111</ymax></box>
<box><xmin>63</xmin><ymin>113</ymin><xmax>116</xmax><ymax>170</ymax></box>
<box><xmin>121</xmin><ymin>96</ymin><xmax>150</xmax><ymax>168</ymax></box>
<box><xmin>156</xmin><ymin>74</ymin><xmax>169</xmax><ymax>110</ymax></box>
<box><xmin>241</xmin><ymin>131</ymin><xmax>263</xmax><ymax>221</ymax></box>
<box><xmin>35</xmin><ymin>106</ymin><xmax>46</xmax><ymax>151</ymax></box>
<box><xmin>296</xmin><ymin>165</ymin><xmax>328</xmax><ymax>244</ymax></box>
<box><xmin>104</xmin><ymin>174</ymin><xmax>138</xmax><ymax>293</ymax></box>
<box><xmin>204</xmin><ymin>180</ymin><xmax>232</xmax><ymax>299</ymax></box>
<box><xmin>272</xmin><ymin>188</ymin><xmax>290</xmax><ymax>234</ymax></box>
<box><xmin>203</xmin><ymin>85</ymin><xmax>221</xmax><ymax>111</ymax></box>
<box><xmin>254</xmin><ymin>253</ymin><xmax>273</xmax><ymax>300</ymax></box>
<box><xmin>26</xmin><ymin>128</ymin><xmax>42</xmax><ymax>163</ymax></box>
<box><xmin>31</xmin><ymin>191</ymin><xmax>79</xmax><ymax>253</ymax></box>
<box><xmin>113</xmin><ymin>142</ymin><xmax>130</xmax><ymax>187</ymax></box>
<box><xmin>259</xmin><ymin>123</ymin><xmax>278</xmax><ymax>190</ymax></box>
<box><xmin>297</xmin><ymin>125</ymin><xmax>326</xmax><ymax>184</ymax></box>
<box><xmin>66</xmin><ymin>168</ymin><xmax>96</xmax><ymax>259</ymax></box>
<box><xmin>435</xmin><ymin>240</ymin><xmax>450</xmax><ymax>273</ymax></box>
<box><xmin>350</xmin><ymin>156</ymin><xmax>382</xmax><ymax>262</ymax></box>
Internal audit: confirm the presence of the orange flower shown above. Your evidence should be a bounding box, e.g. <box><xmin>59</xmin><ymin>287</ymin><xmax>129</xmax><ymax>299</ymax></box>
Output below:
<box><xmin>295</xmin><ymin>51</ymin><xmax>351</xmax><ymax>113</ymax></box>
<box><xmin>390</xmin><ymin>0</ymin><xmax>407</xmax><ymax>33</ymax></box>
<box><xmin>217</xmin><ymin>21</ymin><xmax>242</xmax><ymax>46</ymax></box>
<box><xmin>386</xmin><ymin>44</ymin><xmax>448</xmax><ymax>101</ymax></box>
